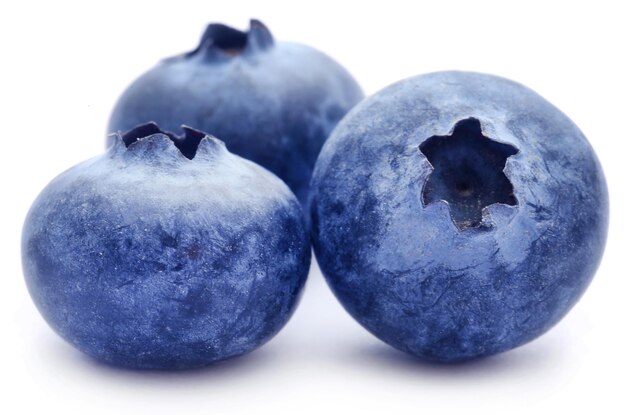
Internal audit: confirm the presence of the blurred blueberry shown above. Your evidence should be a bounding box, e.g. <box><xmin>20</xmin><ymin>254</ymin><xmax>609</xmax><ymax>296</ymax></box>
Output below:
<box><xmin>109</xmin><ymin>20</ymin><xmax>363</xmax><ymax>202</ymax></box>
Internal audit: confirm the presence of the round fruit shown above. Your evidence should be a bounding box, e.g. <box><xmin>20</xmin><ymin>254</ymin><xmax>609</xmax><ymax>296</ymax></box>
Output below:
<box><xmin>22</xmin><ymin>123</ymin><xmax>310</xmax><ymax>369</ymax></box>
<box><xmin>310</xmin><ymin>71</ymin><xmax>608</xmax><ymax>362</ymax></box>
<box><xmin>108</xmin><ymin>19</ymin><xmax>363</xmax><ymax>202</ymax></box>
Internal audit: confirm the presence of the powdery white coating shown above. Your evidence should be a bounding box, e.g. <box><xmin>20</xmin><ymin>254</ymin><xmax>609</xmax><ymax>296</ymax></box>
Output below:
<box><xmin>108</xmin><ymin>20</ymin><xmax>364</xmax><ymax>202</ymax></box>
<box><xmin>310</xmin><ymin>71</ymin><xmax>608</xmax><ymax>362</ymax></box>
<box><xmin>22</xmin><ymin>131</ymin><xmax>310</xmax><ymax>369</ymax></box>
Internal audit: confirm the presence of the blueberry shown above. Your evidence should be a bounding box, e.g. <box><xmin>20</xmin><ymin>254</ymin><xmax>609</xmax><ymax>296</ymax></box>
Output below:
<box><xmin>310</xmin><ymin>71</ymin><xmax>608</xmax><ymax>362</ymax></box>
<box><xmin>22</xmin><ymin>123</ymin><xmax>310</xmax><ymax>369</ymax></box>
<box><xmin>108</xmin><ymin>19</ymin><xmax>363</xmax><ymax>203</ymax></box>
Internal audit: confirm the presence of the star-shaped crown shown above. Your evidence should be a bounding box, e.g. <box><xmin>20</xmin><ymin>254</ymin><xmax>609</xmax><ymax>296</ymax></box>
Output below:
<box><xmin>419</xmin><ymin>118</ymin><xmax>518</xmax><ymax>230</ymax></box>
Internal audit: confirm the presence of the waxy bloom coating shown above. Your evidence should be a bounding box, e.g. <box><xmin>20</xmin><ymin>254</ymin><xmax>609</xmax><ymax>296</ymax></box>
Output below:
<box><xmin>23</xmin><ymin>124</ymin><xmax>310</xmax><ymax>369</ymax></box>
<box><xmin>310</xmin><ymin>71</ymin><xmax>608</xmax><ymax>361</ymax></box>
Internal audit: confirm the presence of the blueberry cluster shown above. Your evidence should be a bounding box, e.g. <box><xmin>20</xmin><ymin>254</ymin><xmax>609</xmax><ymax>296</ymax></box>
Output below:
<box><xmin>22</xmin><ymin>20</ymin><xmax>608</xmax><ymax>368</ymax></box>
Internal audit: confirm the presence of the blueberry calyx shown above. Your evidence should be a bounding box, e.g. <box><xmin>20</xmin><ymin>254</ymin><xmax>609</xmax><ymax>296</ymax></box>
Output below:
<box><xmin>108</xmin><ymin>122</ymin><xmax>225</xmax><ymax>161</ymax></box>
<box><xmin>419</xmin><ymin>117</ymin><xmax>519</xmax><ymax>230</ymax></box>
<box><xmin>184</xmin><ymin>19</ymin><xmax>274</xmax><ymax>62</ymax></box>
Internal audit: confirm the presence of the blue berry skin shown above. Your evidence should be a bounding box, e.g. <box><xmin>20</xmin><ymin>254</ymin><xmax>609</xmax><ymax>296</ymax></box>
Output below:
<box><xmin>310</xmin><ymin>71</ymin><xmax>609</xmax><ymax>362</ymax></box>
<box><xmin>108</xmin><ymin>20</ymin><xmax>363</xmax><ymax>203</ymax></box>
<box><xmin>22</xmin><ymin>124</ymin><xmax>310</xmax><ymax>369</ymax></box>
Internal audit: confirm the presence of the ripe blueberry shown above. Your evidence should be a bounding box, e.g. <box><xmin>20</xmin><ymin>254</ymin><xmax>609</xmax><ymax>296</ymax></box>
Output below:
<box><xmin>22</xmin><ymin>123</ymin><xmax>310</xmax><ymax>369</ymax></box>
<box><xmin>310</xmin><ymin>71</ymin><xmax>608</xmax><ymax>361</ymax></box>
<box><xmin>108</xmin><ymin>20</ymin><xmax>363</xmax><ymax>202</ymax></box>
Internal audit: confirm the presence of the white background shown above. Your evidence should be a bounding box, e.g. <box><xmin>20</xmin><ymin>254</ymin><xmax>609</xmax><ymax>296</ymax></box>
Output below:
<box><xmin>1</xmin><ymin>1</ymin><xmax>625</xmax><ymax>413</ymax></box>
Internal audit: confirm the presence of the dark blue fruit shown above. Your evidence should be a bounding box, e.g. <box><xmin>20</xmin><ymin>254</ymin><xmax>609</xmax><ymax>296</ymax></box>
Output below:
<box><xmin>22</xmin><ymin>123</ymin><xmax>310</xmax><ymax>369</ymax></box>
<box><xmin>310</xmin><ymin>71</ymin><xmax>609</xmax><ymax>362</ymax></box>
<box><xmin>108</xmin><ymin>20</ymin><xmax>363</xmax><ymax>202</ymax></box>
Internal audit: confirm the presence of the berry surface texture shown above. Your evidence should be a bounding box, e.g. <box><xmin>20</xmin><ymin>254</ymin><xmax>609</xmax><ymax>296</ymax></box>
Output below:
<box><xmin>310</xmin><ymin>71</ymin><xmax>609</xmax><ymax>362</ymax></box>
<box><xmin>22</xmin><ymin>124</ymin><xmax>311</xmax><ymax>369</ymax></box>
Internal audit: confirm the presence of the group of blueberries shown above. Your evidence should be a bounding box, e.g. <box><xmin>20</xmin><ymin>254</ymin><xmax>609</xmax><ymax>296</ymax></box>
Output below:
<box><xmin>22</xmin><ymin>20</ymin><xmax>608</xmax><ymax>369</ymax></box>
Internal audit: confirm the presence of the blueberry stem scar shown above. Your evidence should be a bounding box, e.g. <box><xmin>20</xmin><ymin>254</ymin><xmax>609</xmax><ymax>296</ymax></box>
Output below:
<box><xmin>419</xmin><ymin>117</ymin><xmax>519</xmax><ymax>230</ymax></box>
<box><xmin>121</xmin><ymin>122</ymin><xmax>206</xmax><ymax>160</ymax></box>
<box><xmin>184</xmin><ymin>19</ymin><xmax>275</xmax><ymax>60</ymax></box>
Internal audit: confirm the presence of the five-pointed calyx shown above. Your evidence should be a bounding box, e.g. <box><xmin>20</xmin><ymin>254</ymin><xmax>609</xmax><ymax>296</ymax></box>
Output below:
<box><xmin>419</xmin><ymin>118</ymin><xmax>519</xmax><ymax>230</ymax></box>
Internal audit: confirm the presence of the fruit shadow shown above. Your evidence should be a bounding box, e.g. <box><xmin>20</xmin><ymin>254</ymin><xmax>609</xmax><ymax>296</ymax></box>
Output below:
<box><xmin>346</xmin><ymin>335</ymin><xmax>568</xmax><ymax>381</ymax></box>
<box><xmin>56</xmin><ymin>338</ymin><xmax>280</xmax><ymax>388</ymax></box>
